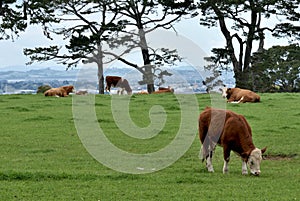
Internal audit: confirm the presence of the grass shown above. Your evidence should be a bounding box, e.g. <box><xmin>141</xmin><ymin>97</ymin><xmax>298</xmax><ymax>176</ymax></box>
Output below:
<box><xmin>0</xmin><ymin>93</ymin><xmax>299</xmax><ymax>200</ymax></box>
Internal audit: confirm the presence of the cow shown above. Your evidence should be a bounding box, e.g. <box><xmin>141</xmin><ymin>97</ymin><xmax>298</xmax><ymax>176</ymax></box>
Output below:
<box><xmin>105</xmin><ymin>76</ymin><xmax>132</xmax><ymax>95</ymax></box>
<box><xmin>75</xmin><ymin>90</ymin><xmax>88</xmax><ymax>95</ymax></box>
<box><xmin>44</xmin><ymin>85</ymin><xmax>74</xmax><ymax>97</ymax></box>
<box><xmin>135</xmin><ymin>90</ymin><xmax>149</xmax><ymax>95</ymax></box>
<box><xmin>152</xmin><ymin>86</ymin><xmax>174</xmax><ymax>94</ymax></box>
<box><xmin>198</xmin><ymin>107</ymin><xmax>267</xmax><ymax>175</ymax></box>
<box><xmin>221</xmin><ymin>87</ymin><xmax>260</xmax><ymax>103</ymax></box>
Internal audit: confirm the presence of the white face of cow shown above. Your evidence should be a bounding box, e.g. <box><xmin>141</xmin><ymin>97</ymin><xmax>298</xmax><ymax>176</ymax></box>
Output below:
<box><xmin>221</xmin><ymin>87</ymin><xmax>228</xmax><ymax>98</ymax></box>
<box><xmin>248</xmin><ymin>148</ymin><xmax>263</xmax><ymax>176</ymax></box>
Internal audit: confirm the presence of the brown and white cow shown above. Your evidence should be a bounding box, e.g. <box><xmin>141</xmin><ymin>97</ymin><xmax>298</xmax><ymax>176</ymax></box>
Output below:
<box><xmin>198</xmin><ymin>107</ymin><xmax>267</xmax><ymax>175</ymax></box>
<box><xmin>152</xmin><ymin>86</ymin><xmax>174</xmax><ymax>94</ymax></box>
<box><xmin>44</xmin><ymin>85</ymin><xmax>74</xmax><ymax>97</ymax></box>
<box><xmin>221</xmin><ymin>87</ymin><xmax>260</xmax><ymax>103</ymax></box>
<box><xmin>105</xmin><ymin>76</ymin><xmax>132</xmax><ymax>95</ymax></box>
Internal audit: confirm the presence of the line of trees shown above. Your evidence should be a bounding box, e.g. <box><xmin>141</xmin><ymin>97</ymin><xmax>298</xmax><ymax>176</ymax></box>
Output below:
<box><xmin>1</xmin><ymin>0</ymin><xmax>299</xmax><ymax>93</ymax></box>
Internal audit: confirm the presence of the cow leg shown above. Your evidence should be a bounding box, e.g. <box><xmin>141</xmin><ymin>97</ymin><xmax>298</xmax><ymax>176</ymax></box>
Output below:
<box><xmin>105</xmin><ymin>85</ymin><xmax>111</xmax><ymax>93</ymax></box>
<box><xmin>117</xmin><ymin>88</ymin><xmax>125</xmax><ymax>95</ymax></box>
<box><xmin>120</xmin><ymin>88</ymin><xmax>125</xmax><ymax>95</ymax></box>
<box><xmin>227</xmin><ymin>97</ymin><xmax>235</xmax><ymax>103</ymax></box>
<box><xmin>206</xmin><ymin>150</ymin><xmax>214</xmax><ymax>172</ymax></box>
<box><xmin>223</xmin><ymin>160</ymin><xmax>229</xmax><ymax>174</ymax></box>
<box><xmin>237</xmin><ymin>96</ymin><xmax>244</xmax><ymax>103</ymax></box>
<box><xmin>242</xmin><ymin>161</ymin><xmax>248</xmax><ymax>175</ymax></box>
<box><xmin>223</xmin><ymin>146</ymin><xmax>231</xmax><ymax>174</ymax></box>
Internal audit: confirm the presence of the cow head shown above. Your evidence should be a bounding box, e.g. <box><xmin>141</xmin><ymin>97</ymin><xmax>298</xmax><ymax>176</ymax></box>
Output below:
<box><xmin>220</xmin><ymin>87</ymin><xmax>230</xmax><ymax>99</ymax></box>
<box><xmin>246</xmin><ymin>147</ymin><xmax>267</xmax><ymax>176</ymax></box>
<box><xmin>121</xmin><ymin>79</ymin><xmax>132</xmax><ymax>95</ymax></box>
<box><xmin>62</xmin><ymin>85</ymin><xmax>75</xmax><ymax>94</ymax></box>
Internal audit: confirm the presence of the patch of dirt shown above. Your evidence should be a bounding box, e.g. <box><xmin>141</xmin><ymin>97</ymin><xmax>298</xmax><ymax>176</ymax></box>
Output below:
<box><xmin>263</xmin><ymin>154</ymin><xmax>297</xmax><ymax>161</ymax></box>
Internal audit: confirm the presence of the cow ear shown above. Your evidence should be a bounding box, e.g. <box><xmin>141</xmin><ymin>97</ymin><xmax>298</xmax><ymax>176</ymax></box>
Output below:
<box><xmin>261</xmin><ymin>147</ymin><xmax>267</xmax><ymax>154</ymax></box>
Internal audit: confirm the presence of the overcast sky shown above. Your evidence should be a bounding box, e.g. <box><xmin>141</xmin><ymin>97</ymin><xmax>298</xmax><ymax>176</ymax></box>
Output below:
<box><xmin>0</xmin><ymin>16</ymin><xmax>293</xmax><ymax>70</ymax></box>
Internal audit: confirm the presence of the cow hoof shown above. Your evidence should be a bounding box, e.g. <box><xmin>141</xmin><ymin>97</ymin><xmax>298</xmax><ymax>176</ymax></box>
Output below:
<box><xmin>207</xmin><ymin>167</ymin><xmax>214</xmax><ymax>173</ymax></box>
<box><xmin>242</xmin><ymin>171</ymin><xmax>248</xmax><ymax>175</ymax></box>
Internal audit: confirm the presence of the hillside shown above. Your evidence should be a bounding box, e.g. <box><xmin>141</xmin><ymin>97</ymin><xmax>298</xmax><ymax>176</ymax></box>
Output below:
<box><xmin>0</xmin><ymin>66</ymin><xmax>235</xmax><ymax>94</ymax></box>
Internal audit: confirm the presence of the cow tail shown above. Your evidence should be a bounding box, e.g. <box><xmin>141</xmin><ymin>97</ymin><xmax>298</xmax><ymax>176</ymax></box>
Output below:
<box><xmin>201</xmin><ymin>119</ymin><xmax>224</xmax><ymax>161</ymax></box>
<box><xmin>199</xmin><ymin>146</ymin><xmax>204</xmax><ymax>162</ymax></box>
<box><xmin>199</xmin><ymin>142</ymin><xmax>210</xmax><ymax>162</ymax></box>
<box><xmin>200</xmin><ymin>136</ymin><xmax>216</xmax><ymax>162</ymax></box>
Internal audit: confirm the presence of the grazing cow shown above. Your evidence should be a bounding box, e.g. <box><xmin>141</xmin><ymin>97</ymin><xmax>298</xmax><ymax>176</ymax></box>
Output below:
<box><xmin>152</xmin><ymin>86</ymin><xmax>174</xmax><ymax>94</ymax></box>
<box><xmin>221</xmin><ymin>87</ymin><xmax>260</xmax><ymax>103</ymax></box>
<box><xmin>44</xmin><ymin>85</ymin><xmax>74</xmax><ymax>97</ymax></box>
<box><xmin>198</xmin><ymin>107</ymin><xmax>267</xmax><ymax>175</ymax></box>
<box><xmin>105</xmin><ymin>76</ymin><xmax>132</xmax><ymax>95</ymax></box>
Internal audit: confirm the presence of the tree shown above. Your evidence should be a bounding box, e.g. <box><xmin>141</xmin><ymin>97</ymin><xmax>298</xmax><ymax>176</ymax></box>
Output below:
<box><xmin>0</xmin><ymin>0</ymin><xmax>28</xmax><ymax>40</ymax></box>
<box><xmin>24</xmin><ymin>0</ymin><xmax>124</xmax><ymax>94</ymax></box>
<box><xmin>109</xmin><ymin>0</ymin><xmax>195</xmax><ymax>93</ymax></box>
<box><xmin>251</xmin><ymin>44</ymin><xmax>300</xmax><ymax>92</ymax></box>
<box><xmin>198</xmin><ymin>0</ymin><xmax>300</xmax><ymax>90</ymax></box>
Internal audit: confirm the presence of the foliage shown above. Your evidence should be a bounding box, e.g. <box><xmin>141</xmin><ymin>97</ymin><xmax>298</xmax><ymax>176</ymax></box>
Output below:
<box><xmin>24</xmin><ymin>0</ymin><xmax>121</xmax><ymax>67</ymax></box>
<box><xmin>0</xmin><ymin>93</ymin><xmax>299</xmax><ymax>200</ymax></box>
<box><xmin>202</xmin><ymin>56</ymin><xmax>225</xmax><ymax>92</ymax></box>
<box><xmin>252</xmin><ymin>44</ymin><xmax>300</xmax><ymax>92</ymax></box>
<box><xmin>0</xmin><ymin>0</ymin><xmax>28</xmax><ymax>40</ymax></box>
<box><xmin>197</xmin><ymin>0</ymin><xmax>300</xmax><ymax>90</ymax></box>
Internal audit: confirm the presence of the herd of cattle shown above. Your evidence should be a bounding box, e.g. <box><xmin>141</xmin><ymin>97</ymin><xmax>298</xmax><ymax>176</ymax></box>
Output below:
<box><xmin>43</xmin><ymin>75</ymin><xmax>266</xmax><ymax>176</ymax></box>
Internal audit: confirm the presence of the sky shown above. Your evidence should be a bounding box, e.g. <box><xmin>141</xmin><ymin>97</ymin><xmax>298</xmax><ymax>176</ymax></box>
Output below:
<box><xmin>0</xmin><ymin>14</ymin><xmax>294</xmax><ymax>71</ymax></box>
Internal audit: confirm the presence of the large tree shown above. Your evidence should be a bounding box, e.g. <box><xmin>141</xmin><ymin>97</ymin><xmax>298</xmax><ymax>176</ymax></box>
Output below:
<box><xmin>109</xmin><ymin>0</ymin><xmax>195</xmax><ymax>93</ymax></box>
<box><xmin>198</xmin><ymin>0</ymin><xmax>300</xmax><ymax>90</ymax></box>
<box><xmin>24</xmin><ymin>0</ymin><xmax>124</xmax><ymax>94</ymax></box>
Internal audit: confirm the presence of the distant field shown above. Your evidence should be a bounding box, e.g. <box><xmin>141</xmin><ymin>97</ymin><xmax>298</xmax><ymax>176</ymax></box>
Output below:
<box><xmin>0</xmin><ymin>93</ymin><xmax>299</xmax><ymax>200</ymax></box>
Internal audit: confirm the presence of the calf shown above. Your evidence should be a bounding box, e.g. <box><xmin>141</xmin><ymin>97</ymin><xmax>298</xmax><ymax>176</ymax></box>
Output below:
<box><xmin>198</xmin><ymin>107</ymin><xmax>266</xmax><ymax>175</ymax></box>
<box><xmin>221</xmin><ymin>87</ymin><xmax>260</xmax><ymax>103</ymax></box>
<box><xmin>105</xmin><ymin>76</ymin><xmax>132</xmax><ymax>95</ymax></box>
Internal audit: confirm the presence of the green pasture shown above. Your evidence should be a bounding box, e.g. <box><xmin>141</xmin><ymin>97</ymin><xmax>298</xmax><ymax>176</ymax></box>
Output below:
<box><xmin>0</xmin><ymin>93</ymin><xmax>299</xmax><ymax>200</ymax></box>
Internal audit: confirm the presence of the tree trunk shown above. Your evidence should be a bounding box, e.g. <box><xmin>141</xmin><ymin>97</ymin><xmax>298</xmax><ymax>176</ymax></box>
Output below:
<box><xmin>139</xmin><ymin>29</ymin><xmax>155</xmax><ymax>94</ymax></box>
<box><xmin>234</xmin><ymin>69</ymin><xmax>251</xmax><ymax>90</ymax></box>
<box><xmin>98</xmin><ymin>71</ymin><xmax>104</xmax><ymax>94</ymax></box>
<box><xmin>97</xmin><ymin>45</ymin><xmax>104</xmax><ymax>94</ymax></box>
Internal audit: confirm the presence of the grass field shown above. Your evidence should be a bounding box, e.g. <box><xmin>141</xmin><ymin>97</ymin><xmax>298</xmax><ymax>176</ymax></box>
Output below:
<box><xmin>0</xmin><ymin>93</ymin><xmax>299</xmax><ymax>200</ymax></box>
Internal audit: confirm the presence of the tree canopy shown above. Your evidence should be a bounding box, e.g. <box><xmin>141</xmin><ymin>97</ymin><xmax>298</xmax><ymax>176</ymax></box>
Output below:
<box><xmin>252</xmin><ymin>44</ymin><xmax>300</xmax><ymax>92</ymax></box>
<box><xmin>198</xmin><ymin>0</ymin><xmax>300</xmax><ymax>90</ymax></box>
<box><xmin>0</xmin><ymin>0</ymin><xmax>28</xmax><ymax>40</ymax></box>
